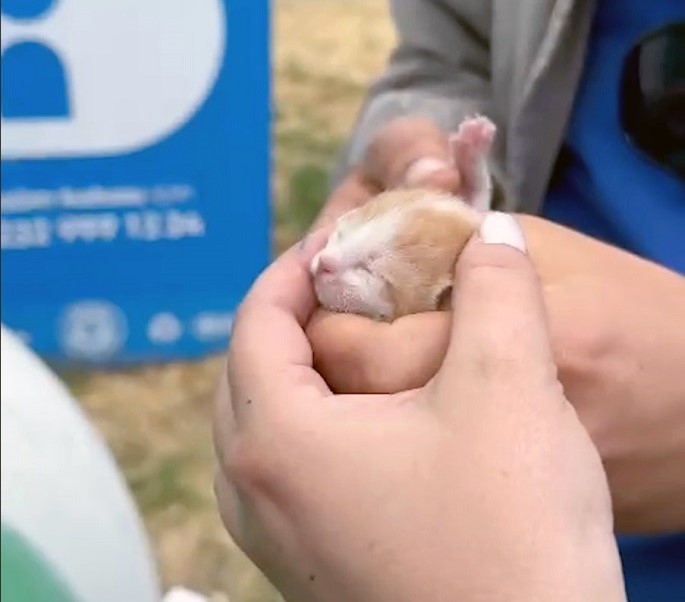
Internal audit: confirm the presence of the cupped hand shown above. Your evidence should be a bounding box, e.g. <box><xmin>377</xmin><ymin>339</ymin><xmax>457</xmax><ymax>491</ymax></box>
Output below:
<box><xmin>308</xmin><ymin>214</ymin><xmax>685</xmax><ymax>536</ymax></box>
<box><xmin>213</xmin><ymin>214</ymin><xmax>626</xmax><ymax>602</ymax></box>
<box><xmin>307</xmin><ymin>214</ymin><xmax>588</xmax><ymax>395</ymax></box>
<box><xmin>304</xmin><ymin>113</ymin><xmax>468</xmax><ymax>390</ymax></box>
<box><xmin>308</xmin><ymin>115</ymin><xmax>463</xmax><ymax>233</ymax></box>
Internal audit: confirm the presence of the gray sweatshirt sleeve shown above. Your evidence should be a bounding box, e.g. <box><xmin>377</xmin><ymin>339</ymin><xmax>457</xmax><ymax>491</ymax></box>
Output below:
<box><xmin>330</xmin><ymin>0</ymin><xmax>495</xmax><ymax>188</ymax></box>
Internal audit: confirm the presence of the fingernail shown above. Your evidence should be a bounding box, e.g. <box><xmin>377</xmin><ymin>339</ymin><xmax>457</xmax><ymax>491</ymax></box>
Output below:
<box><xmin>479</xmin><ymin>212</ymin><xmax>527</xmax><ymax>253</ymax></box>
<box><xmin>403</xmin><ymin>157</ymin><xmax>451</xmax><ymax>187</ymax></box>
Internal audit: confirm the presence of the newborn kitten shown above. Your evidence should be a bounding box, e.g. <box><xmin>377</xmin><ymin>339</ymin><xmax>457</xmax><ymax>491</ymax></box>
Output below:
<box><xmin>310</xmin><ymin>115</ymin><xmax>496</xmax><ymax>322</ymax></box>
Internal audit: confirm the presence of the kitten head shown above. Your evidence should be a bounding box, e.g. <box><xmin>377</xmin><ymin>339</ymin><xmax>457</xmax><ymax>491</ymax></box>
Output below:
<box><xmin>310</xmin><ymin>188</ymin><xmax>482</xmax><ymax>321</ymax></box>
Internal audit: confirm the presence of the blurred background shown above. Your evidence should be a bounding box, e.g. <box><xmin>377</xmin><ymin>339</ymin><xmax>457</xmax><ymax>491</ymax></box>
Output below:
<box><xmin>1</xmin><ymin>1</ymin><xmax>395</xmax><ymax>601</ymax></box>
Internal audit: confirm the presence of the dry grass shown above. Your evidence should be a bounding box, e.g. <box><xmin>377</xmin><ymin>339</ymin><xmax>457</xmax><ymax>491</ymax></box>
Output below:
<box><xmin>67</xmin><ymin>2</ymin><xmax>395</xmax><ymax>601</ymax></box>
<box><xmin>273</xmin><ymin>0</ymin><xmax>396</xmax><ymax>251</ymax></box>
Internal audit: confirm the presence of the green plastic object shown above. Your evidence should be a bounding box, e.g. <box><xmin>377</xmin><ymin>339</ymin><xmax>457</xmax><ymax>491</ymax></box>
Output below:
<box><xmin>1</xmin><ymin>523</ymin><xmax>82</xmax><ymax>602</ymax></box>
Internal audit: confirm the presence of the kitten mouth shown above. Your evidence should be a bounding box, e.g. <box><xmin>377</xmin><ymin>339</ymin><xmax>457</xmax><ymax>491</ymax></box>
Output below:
<box><xmin>312</xmin><ymin>277</ymin><xmax>347</xmax><ymax>311</ymax></box>
<box><xmin>313</xmin><ymin>276</ymin><xmax>343</xmax><ymax>303</ymax></box>
<box><xmin>312</xmin><ymin>269</ymin><xmax>339</xmax><ymax>291</ymax></box>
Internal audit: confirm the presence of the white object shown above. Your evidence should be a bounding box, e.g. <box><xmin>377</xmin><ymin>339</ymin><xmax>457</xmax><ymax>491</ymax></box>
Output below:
<box><xmin>163</xmin><ymin>587</ymin><xmax>211</xmax><ymax>602</ymax></box>
<box><xmin>0</xmin><ymin>324</ymin><xmax>162</xmax><ymax>602</ymax></box>
<box><xmin>1</xmin><ymin>0</ymin><xmax>226</xmax><ymax>159</ymax></box>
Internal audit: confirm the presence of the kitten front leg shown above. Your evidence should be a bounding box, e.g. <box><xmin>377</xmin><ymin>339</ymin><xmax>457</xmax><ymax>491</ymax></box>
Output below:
<box><xmin>448</xmin><ymin>115</ymin><xmax>496</xmax><ymax>213</ymax></box>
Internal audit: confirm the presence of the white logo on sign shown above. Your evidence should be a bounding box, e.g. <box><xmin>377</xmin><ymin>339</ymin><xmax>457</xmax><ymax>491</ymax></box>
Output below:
<box><xmin>1</xmin><ymin>0</ymin><xmax>226</xmax><ymax>160</ymax></box>
<box><xmin>147</xmin><ymin>312</ymin><xmax>183</xmax><ymax>345</ymax></box>
<box><xmin>191</xmin><ymin>312</ymin><xmax>233</xmax><ymax>341</ymax></box>
<box><xmin>59</xmin><ymin>300</ymin><xmax>127</xmax><ymax>360</ymax></box>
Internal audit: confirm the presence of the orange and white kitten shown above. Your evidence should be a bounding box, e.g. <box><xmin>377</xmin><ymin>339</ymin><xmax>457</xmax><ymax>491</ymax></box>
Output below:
<box><xmin>310</xmin><ymin>115</ymin><xmax>496</xmax><ymax>322</ymax></box>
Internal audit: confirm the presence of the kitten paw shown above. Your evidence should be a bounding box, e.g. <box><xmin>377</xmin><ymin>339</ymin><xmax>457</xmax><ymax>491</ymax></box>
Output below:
<box><xmin>448</xmin><ymin>115</ymin><xmax>496</xmax><ymax>212</ymax></box>
<box><xmin>449</xmin><ymin>115</ymin><xmax>496</xmax><ymax>157</ymax></box>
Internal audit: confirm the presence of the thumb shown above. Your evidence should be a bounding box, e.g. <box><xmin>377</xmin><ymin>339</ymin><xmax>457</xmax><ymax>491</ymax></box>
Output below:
<box><xmin>363</xmin><ymin>117</ymin><xmax>462</xmax><ymax>193</ymax></box>
<box><xmin>433</xmin><ymin>212</ymin><xmax>560</xmax><ymax>405</ymax></box>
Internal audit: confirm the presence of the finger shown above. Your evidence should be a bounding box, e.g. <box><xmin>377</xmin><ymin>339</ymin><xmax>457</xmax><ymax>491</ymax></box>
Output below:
<box><xmin>307</xmin><ymin>309</ymin><xmax>450</xmax><ymax>394</ymax></box>
<box><xmin>239</xmin><ymin>228</ymin><xmax>327</xmax><ymax>326</ymax></box>
<box><xmin>362</xmin><ymin>116</ymin><xmax>461</xmax><ymax>192</ymax></box>
<box><xmin>213</xmin><ymin>358</ymin><xmax>236</xmax><ymax>469</ymax></box>
<box><xmin>228</xmin><ymin>231</ymin><xmax>332</xmax><ymax>423</ymax></box>
<box><xmin>433</xmin><ymin>212</ymin><xmax>560</xmax><ymax>403</ymax></box>
<box><xmin>403</xmin><ymin>159</ymin><xmax>462</xmax><ymax>193</ymax></box>
<box><xmin>309</xmin><ymin>169</ymin><xmax>379</xmax><ymax>232</ymax></box>
<box><xmin>212</xmin><ymin>359</ymin><xmax>254</xmax><ymax>553</ymax></box>
<box><xmin>214</xmin><ymin>469</ymin><xmax>247</xmax><ymax>551</ymax></box>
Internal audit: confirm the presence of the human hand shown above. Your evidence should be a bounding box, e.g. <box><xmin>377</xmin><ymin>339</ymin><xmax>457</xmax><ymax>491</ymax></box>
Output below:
<box><xmin>306</xmin><ymin>215</ymin><xmax>579</xmax><ymax>395</ymax></box>
<box><xmin>309</xmin><ymin>215</ymin><xmax>685</xmax><ymax>535</ymax></box>
<box><xmin>213</xmin><ymin>214</ymin><xmax>626</xmax><ymax>602</ymax></box>
<box><xmin>302</xmin><ymin>114</ymin><xmax>471</xmax><ymax>386</ymax></box>
<box><xmin>309</xmin><ymin>116</ymin><xmax>463</xmax><ymax>232</ymax></box>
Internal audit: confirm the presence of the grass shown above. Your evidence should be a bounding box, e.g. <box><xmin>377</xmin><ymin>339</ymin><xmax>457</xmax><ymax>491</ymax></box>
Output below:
<box><xmin>67</xmin><ymin>2</ymin><xmax>396</xmax><ymax>601</ymax></box>
<box><xmin>272</xmin><ymin>0</ymin><xmax>395</xmax><ymax>251</ymax></box>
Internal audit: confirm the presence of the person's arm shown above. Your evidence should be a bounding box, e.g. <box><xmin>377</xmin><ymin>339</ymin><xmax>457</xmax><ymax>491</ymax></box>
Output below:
<box><xmin>307</xmin><ymin>214</ymin><xmax>685</xmax><ymax>535</ymax></box>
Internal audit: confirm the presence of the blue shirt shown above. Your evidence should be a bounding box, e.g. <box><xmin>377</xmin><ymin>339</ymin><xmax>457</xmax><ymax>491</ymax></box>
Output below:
<box><xmin>542</xmin><ymin>2</ymin><xmax>685</xmax><ymax>600</ymax></box>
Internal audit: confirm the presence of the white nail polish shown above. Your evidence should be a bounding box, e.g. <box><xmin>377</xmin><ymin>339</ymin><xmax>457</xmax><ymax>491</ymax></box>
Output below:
<box><xmin>479</xmin><ymin>212</ymin><xmax>527</xmax><ymax>253</ymax></box>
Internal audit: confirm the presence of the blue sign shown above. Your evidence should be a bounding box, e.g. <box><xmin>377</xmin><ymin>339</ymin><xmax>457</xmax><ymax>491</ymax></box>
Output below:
<box><xmin>1</xmin><ymin>0</ymin><xmax>271</xmax><ymax>366</ymax></box>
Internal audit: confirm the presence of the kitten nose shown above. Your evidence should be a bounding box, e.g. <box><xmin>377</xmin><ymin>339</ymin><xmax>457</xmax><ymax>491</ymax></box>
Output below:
<box><xmin>313</xmin><ymin>253</ymin><xmax>339</xmax><ymax>276</ymax></box>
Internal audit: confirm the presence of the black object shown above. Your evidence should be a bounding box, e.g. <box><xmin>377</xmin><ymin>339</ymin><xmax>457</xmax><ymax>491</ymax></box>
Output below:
<box><xmin>620</xmin><ymin>21</ymin><xmax>685</xmax><ymax>180</ymax></box>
